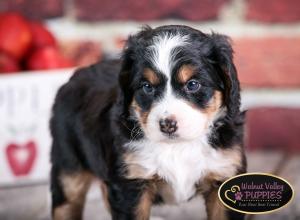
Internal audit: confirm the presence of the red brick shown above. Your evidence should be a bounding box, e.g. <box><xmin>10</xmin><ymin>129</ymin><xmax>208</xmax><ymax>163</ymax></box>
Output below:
<box><xmin>75</xmin><ymin>0</ymin><xmax>227</xmax><ymax>21</ymax></box>
<box><xmin>75</xmin><ymin>0</ymin><xmax>122</xmax><ymax>21</ymax></box>
<box><xmin>234</xmin><ymin>37</ymin><xmax>300</xmax><ymax>88</ymax></box>
<box><xmin>75</xmin><ymin>0</ymin><xmax>178</xmax><ymax>21</ymax></box>
<box><xmin>246</xmin><ymin>108</ymin><xmax>300</xmax><ymax>152</ymax></box>
<box><xmin>125</xmin><ymin>0</ymin><xmax>182</xmax><ymax>20</ymax></box>
<box><xmin>178</xmin><ymin>0</ymin><xmax>228</xmax><ymax>21</ymax></box>
<box><xmin>246</xmin><ymin>0</ymin><xmax>300</xmax><ymax>23</ymax></box>
<box><xmin>0</xmin><ymin>0</ymin><xmax>64</xmax><ymax>20</ymax></box>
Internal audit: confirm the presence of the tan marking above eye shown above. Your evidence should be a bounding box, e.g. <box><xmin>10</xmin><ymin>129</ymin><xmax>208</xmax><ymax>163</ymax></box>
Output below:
<box><xmin>177</xmin><ymin>65</ymin><xmax>196</xmax><ymax>83</ymax></box>
<box><xmin>143</xmin><ymin>68</ymin><xmax>160</xmax><ymax>85</ymax></box>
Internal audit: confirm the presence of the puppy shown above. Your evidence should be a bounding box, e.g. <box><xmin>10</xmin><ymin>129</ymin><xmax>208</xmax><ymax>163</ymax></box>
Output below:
<box><xmin>50</xmin><ymin>25</ymin><xmax>246</xmax><ymax>220</ymax></box>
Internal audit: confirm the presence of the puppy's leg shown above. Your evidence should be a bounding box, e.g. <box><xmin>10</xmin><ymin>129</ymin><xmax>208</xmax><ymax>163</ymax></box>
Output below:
<box><xmin>135</xmin><ymin>189</ymin><xmax>153</xmax><ymax>220</ymax></box>
<box><xmin>107</xmin><ymin>181</ymin><xmax>154</xmax><ymax>220</ymax></box>
<box><xmin>204</xmin><ymin>188</ymin><xmax>245</xmax><ymax>220</ymax></box>
<box><xmin>51</xmin><ymin>169</ymin><xmax>92</xmax><ymax>220</ymax></box>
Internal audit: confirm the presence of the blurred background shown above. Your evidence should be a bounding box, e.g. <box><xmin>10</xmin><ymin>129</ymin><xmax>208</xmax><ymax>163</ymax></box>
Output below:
<box><xmin>0</xmin><ymin>0</ymin><xmax>299</xmax><ymax>219</ymax></box>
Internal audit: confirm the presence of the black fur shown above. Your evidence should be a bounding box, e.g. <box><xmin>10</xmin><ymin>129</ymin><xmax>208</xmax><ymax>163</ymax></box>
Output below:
<box><xmin>50</xmin><ymin>25</ymin><xmax>246</xmax><ymax>220</ymax></box>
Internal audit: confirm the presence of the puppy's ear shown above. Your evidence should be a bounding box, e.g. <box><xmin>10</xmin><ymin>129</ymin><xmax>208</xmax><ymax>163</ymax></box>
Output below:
<box><xmin>210</xmin><ymin>33</ymin><xmax>241</xmax><ymax>119</ymax></box>
<box><xmin>118</xmin><ymin>26</ymin><xmax>153</xmax><ymax>117</ymax></box>
<box><xmin>118</xmin><ymin>35</ymin><xmax>137</xmax><ymax>117</ymax></box>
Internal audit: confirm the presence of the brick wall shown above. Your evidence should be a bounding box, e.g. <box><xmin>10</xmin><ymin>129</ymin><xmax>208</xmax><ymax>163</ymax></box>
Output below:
<box><xmin>1</xmin><ymin>0</ymin><xmax>300</xmax><ymax>152</ymax></box>
<box><xmin>2</xmin><ymin>0</ymin><xmax>299</xmax><ymax>86</ymax></box>
<box><xmin>2</xmin><ymin>0</ymin><xmax>300</xmax><ymax>23</ymax></box>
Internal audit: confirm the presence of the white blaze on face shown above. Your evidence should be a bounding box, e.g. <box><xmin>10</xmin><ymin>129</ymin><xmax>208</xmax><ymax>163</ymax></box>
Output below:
<box><xmin>148</xmin><ymin>33</ymin><xmax>189</xmax><ymax>77</ymax></box>
<box><xmin>144</xmin><ymin>33</ymin><xmax>211</xmax><ymax>141</ymax></box>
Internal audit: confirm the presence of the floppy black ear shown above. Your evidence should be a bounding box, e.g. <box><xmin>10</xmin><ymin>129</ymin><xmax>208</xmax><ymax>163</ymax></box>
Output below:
<box><xmin>117</xmin><ymin>35</ymin><xmax>138</xmax><ymax>118</ymax></box>
<box><xmin>118</xmin><ymin>26</ymin><xmax>153</xmax><ymax>117</ymax></box>
<box><xmin>210</xmin><ymin>33</ymin><xmax>241</xmax><ymax>119</ymax></box>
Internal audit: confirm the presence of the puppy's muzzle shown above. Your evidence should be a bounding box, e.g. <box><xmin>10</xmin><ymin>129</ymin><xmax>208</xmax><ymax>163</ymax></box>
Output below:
<box><xmin>159</xmin><ymin>117</ymin><xmax>178</xmax><ymax>135</ymax></box>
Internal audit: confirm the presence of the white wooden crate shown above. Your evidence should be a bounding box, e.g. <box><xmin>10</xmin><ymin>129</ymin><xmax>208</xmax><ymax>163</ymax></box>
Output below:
<box><xmin>0</xmin><ymin>69</ymin><xmax>74</xmax><ymax>186</ymax></box>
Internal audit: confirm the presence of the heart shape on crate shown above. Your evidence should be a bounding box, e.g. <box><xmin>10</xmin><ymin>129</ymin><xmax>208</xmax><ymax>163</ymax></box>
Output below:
<box><xmin>225</xmin><ymin>185</ymin><xmax>241</xmax><ymax>204</ymax></box>
<box><xmin>5</xmin><ymin>140</ymin><xmax>37</xmax><ymax>176</ymax></box>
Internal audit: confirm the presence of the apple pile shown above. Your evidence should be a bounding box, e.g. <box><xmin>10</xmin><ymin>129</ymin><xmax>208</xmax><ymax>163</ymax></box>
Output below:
<box><xmin>0</xmin><ymin>12</ymin><xmax>74</xmax><ymax>74</ymax></box>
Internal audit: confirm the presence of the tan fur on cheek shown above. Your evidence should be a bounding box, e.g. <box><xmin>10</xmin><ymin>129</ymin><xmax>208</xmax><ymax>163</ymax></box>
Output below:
<box><xmin>131</xmin><ymin>99</ymin><xmax>150</xmax><ymax>126</ymax></box>
<box><xmin>185</xmin><ymin>91</ymin><xmax>223</xmax><ymax>117</ymax></box>
<box><xmin>204</xmin><ymin>91</ymin><xmax>223</xmax><ymax>117</ymax></box>
<box><xmin>202</xmin><ymin>91</ymin><xmax>223</xmax><ymax>129</ymax></box>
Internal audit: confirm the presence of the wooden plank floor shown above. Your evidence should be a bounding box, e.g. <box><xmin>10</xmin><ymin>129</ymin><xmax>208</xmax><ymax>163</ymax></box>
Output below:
<box><xmin>0</xmin><ymin>151</ymin><xmax>299</xmax><ymax>220</ymax></box>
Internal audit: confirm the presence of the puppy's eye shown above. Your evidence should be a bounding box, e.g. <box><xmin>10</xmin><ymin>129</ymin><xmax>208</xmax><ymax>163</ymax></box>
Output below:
<box><xmin>142</xmin><ymin>82</ymin><xmax>154</xmax><ymax>94</ymax></box>
<box><xmin>185</xmin><ymin>80</ymin><xmax>201</xmax><ymax>93</ymax></box>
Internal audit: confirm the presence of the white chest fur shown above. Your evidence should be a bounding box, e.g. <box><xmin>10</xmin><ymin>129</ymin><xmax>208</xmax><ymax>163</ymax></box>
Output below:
<box><xmin>125</xmin><ymin>138</ymin><xmax>240</xmax><ymax>203</ymax></box>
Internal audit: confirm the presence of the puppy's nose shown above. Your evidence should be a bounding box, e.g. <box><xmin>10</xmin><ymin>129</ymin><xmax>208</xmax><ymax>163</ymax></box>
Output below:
<box><xmin>159</xmin><ymin>117</ymin><xmax>178</xmax><ymax>135</ymax></box>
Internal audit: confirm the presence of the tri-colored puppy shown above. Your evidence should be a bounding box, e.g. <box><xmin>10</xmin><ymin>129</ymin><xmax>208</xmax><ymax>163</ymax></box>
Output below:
<box><xmin>50</xmin><ymin>25</ymin><xmax>246</xmax><ymax>220</ymax></box>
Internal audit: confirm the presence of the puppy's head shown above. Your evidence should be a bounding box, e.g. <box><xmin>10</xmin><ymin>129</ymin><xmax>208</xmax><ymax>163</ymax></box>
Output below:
<box><xmin>118</xmin><ymin>25</ymin><xmax>240</xmax><ymax>142</ymax></box>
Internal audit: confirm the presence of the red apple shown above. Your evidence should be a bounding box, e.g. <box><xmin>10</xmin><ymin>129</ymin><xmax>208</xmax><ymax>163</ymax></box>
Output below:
<box><xmin>26</xmin><ymin>46</ymin><xmax>74</xmax><ymax>70</ymax></box>
<box><xmin>0</xmin><ymin>52</ymin><xmax>20</xmax><ymax>73</ymax></box>
<box><xmin>59</xmin><ymin>58</ymin><xmax>74</xmax><ymax>68</ymax></box>
<box><xmin>29</xmin><ymin>21</ymin><xmax>57</xmax><ymax>49</ymax></box>
<box><xmin>0</xmin><ymin>13</ymin><xmax>32</xmax><ymax>60</ymax></box>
